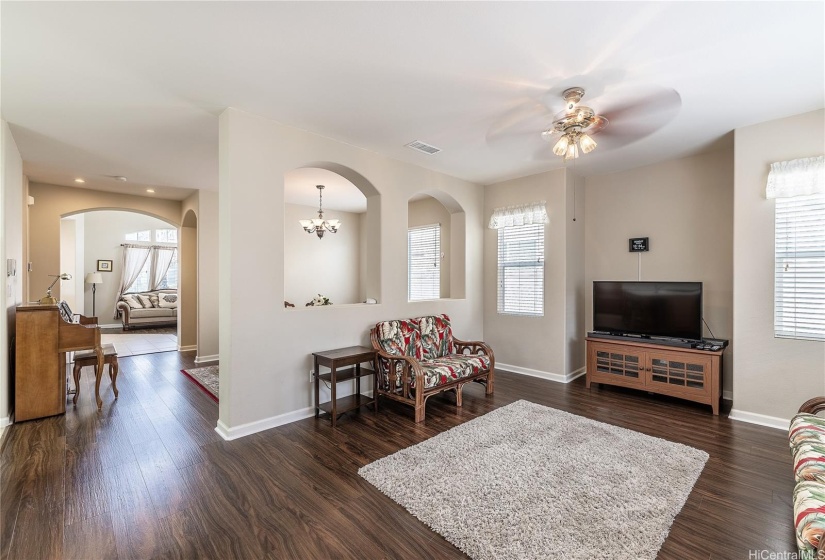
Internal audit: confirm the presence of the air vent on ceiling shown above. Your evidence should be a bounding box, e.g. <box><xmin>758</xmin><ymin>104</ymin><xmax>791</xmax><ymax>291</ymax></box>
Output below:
<box><xmin>405</xmin><ymin>140</ymin><xmax>442</xmax><ymax>155</ymax></box>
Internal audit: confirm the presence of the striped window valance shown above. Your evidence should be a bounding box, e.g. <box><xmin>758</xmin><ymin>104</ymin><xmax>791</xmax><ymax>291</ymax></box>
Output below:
<box><xmin>488</xmin><ymin>201</ymin><xmax>549</xmax><ymax>229</ymax></box>
<box><xmin>766</xmin><ymin>156</ymin><xmax>824</xmax><ymax>199</ymax></box>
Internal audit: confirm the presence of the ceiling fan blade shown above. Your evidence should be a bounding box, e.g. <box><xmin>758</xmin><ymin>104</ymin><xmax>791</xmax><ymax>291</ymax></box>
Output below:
<box><xmin>598</xmin><ymin>87</ymin><xmax>682</xmax><ymax>122</ymax></box>
<box><xmin>486</xmin><ymin>100</ymin><xmax>555</xmax><ymax>152</ymax></box>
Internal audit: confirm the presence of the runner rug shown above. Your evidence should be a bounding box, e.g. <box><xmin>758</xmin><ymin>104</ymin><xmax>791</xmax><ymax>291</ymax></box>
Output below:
<box><xmin>181</xmin><ymin>366</ymin><xmax>219</xmax><ymax>402</ymax></box>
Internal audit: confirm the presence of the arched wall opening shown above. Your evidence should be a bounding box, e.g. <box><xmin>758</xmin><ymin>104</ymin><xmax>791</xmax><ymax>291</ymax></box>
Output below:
<box><xmin>407</xmin><ymin>189</ymin><xmax>467</xmax><ymax>300</ymax></box>
<box><xmin>283</xmin><ymin>164</ymin><xmax>381</xmax><ymax>306</ymax></box>
<box><xmin>59</xmin><ymin>209</ymin><xmax>179</xmax><ymax>319</ymax></box>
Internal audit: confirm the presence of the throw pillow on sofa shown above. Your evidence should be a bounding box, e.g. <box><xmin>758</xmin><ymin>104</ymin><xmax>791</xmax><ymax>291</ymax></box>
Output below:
<box><xmin>122</xmin><ymin>294</ymin><xmax>144</xmax><ymax>309</ymax></box>
<box><xmin>158</xmin><ymin>293</ymin><xmax>178</xmax><ymax>309</ymax></box>
<box><xmin>137</xmin><ymin>294</ymin><xmax>153</xmax><ymax>308</ymax></box>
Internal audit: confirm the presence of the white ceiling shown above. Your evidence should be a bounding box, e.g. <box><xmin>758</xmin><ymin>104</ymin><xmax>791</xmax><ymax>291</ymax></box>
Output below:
<box><xmin>2</xmin><ymin>2</ymin><xmax>823</xmax><ymax>200</ymax></box>
<box><xmin>284</xmin><ymin>168</ymin><xmax>366</xmax><ymax>213</ymax></box>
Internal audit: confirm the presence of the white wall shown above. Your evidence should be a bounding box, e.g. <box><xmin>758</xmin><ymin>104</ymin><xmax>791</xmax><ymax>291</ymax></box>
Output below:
<box><xmin>1</xmin><ymin>120</ymin><xmax>24</xmax><ymax>425</ymax></box>
<box><xmin>81</xmin><ymin>210</ymin><xmax>177</xmax><ymax>322</ymax></box>
<box><xmin>218</xmin><ymin>108</ymin><xmax>484</xmax><ymax>434</ymax></box>
<box><xmin>483</xmin><ymin>169</ymin><xmax>580</xmax><ymax>379</ymax></box>
<box><xmin>284</xmin><ymin>204</ymin><xmax>364</xmax><ymax>305</ymax></box>
<box><xmin>733</xmin><ymin>109</ymin><xmax>825</xmax><ymax>422</ymax></box>
<box><xmin>408</xmin><ymin>196</ymin><xmax>451</xmax><ymax>298</ymax></box>
<box><xmin>584</xmin><ymin>148</ymin><xmax>735</xmax><ymax>394</ymax></box>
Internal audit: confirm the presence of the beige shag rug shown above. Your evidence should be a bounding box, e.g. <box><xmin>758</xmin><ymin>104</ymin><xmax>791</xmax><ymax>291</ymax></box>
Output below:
<box><xmin>359</xmin><ymin>400</ymin><xmax>708</xmax><ymax>560</ymax></box>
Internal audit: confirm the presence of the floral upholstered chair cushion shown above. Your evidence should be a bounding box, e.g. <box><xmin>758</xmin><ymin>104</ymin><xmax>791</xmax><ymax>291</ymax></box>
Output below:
<box><xmin>793</xmin><ymin>481</ymin><xmax>825</xmax><ymax>556</ymax></box>
<box><xmin>790</xmin><ymin>413</ymin><xmax>825</xmax><ymax>450</ymax></box>
<box><xmin>374</xmin><ymin>319</ymin><xmax>422</xmax><ymax>359</ymax></box>
<box><xmin>415</xmin><ymin>354</ymin><xmax>492</xmax><ymax>389</ymax></box>
<box><xmin>374</xmin><ymin>319</ymin><xmax>422</xmax><ymax>390</ymax></box>
<box><xmin>794</xmin><ymin>443</ymin><xmax>825</xmax><ymax>484</ymax></box>
<box><xmin>418</xmin><ymin>314</ymin><xmax>454</xmax><ymax>360</ymax></box>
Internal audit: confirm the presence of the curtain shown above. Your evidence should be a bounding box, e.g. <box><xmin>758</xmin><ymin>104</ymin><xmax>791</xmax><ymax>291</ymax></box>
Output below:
<box><xmin>488</xmin><ymin>201</ymin><xmax>549</xmax><ymax>229</ymax></box>
<box><xmin>150</xmin><ymin>247</ymin><xmax>177</xmax><ymax>291</ymax></box>
<box><xmin>766</xmin><ymin>156</ymin><xmax>824</xmax><ymax>199</ymax></box>
<box><xmin>115</xmin><ymin>245</ymin><xmax>151</xmax><ymax>318</ymax></box>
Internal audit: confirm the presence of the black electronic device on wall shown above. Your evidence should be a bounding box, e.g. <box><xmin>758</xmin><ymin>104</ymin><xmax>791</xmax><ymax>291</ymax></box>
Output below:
<box><xmin>629</xmin><ymin>237</ymin><xmax>649</xmax><ymax>252</ymax></box>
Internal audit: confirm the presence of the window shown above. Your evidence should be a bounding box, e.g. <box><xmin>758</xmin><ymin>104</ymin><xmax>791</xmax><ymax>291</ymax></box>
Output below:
<box><xmin>497</xmin><ymin>223</ymin><xmax>544</xmax><ymax>316</ymax></box>
<box><xmin>158</xmin><ymin>251</ymin><xmax>179</xmax><ymax>289</ymax></box>
<box><xmin>125</xmin><ymin>230</ymin><xmax>150</xmax><ymax>242</ymax></box>
<box><xmin>129</xmin><ymin>260</ymin><xmax>151</xmax><ymax>293</ymax></box>
<box><xmin>408</xmin><ymin>224</ymin><xmax>440</xmax><ymax>301</ymax></box>
<box><xmin>775</xmin><ymin>192</ymin><xmax>825</xmax><ymax>341</ymax></box>
<box><xmin>156</xmin><ymin>228</ymin><xmax>177</xmax><ymax>243</ymax></box>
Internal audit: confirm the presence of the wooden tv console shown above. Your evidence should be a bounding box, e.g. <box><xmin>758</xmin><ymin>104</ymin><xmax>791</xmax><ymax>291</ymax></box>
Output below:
<box><xmin>585</xmin><ymin>336</ymin><xmax>724</xmax><ymax>414</ymax></box>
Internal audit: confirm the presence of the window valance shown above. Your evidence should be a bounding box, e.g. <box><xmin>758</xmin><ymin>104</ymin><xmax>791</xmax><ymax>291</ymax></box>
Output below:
<box><xmin>766</xmin><ymin>155</ymin><xmax>824</xmax><ymax>199</ymax></box>
<box><xmin>488</xmin><ymin>201</ymin><xmax>549</xmax><ymax>229</ymax></box>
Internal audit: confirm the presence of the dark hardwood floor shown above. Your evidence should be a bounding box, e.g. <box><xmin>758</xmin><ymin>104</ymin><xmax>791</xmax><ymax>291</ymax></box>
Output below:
<box><xmin>0</xmin><ymin>351</ymin><xmax>795</xmax><ymax>559</ymax></box>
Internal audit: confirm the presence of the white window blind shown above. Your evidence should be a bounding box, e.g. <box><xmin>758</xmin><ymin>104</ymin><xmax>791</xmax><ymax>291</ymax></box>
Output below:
<box><xmin>408</xmin><ymin>224</ymin><xmax>440</xmax><ymax>301</ymax></box>
<box><xmin>497</xmin><ymin>223</ymin><xmax>544</xmax><ymax>316</ymax></box>
<box><xmin>775</xmin><ymin>192</ymin><xmax>825</xmax><ymax>341</ymax></box>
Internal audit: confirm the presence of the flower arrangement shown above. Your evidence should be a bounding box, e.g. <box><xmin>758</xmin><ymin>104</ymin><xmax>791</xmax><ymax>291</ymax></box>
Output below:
<box><xmin>306</xmin><ymin>294</ymin><xmax>332</xmax><ymax>306</ymax></box>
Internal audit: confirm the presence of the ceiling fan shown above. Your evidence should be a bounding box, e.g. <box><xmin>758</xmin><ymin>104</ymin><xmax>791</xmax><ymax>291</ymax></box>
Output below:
<box><xmin>541</xmin><ymin>87</ymin><xmax>609</xmax><ymax>160</ymax></box>
<box><xmin>486</xmin><ymin>83</ymin><xmax>682</xmax><ymax>162</ymax></box>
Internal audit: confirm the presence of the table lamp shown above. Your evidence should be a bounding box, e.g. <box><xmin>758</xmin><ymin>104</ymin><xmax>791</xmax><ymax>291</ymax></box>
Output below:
<box><xmin>85</xmin><ymin>272</ymin><xmax>103</xmax><ymax>316</ymax></box>
<box><xmin>39</xmin><ymin>273</ymin><xmax>72</xmax><ymax>304</ymax></box>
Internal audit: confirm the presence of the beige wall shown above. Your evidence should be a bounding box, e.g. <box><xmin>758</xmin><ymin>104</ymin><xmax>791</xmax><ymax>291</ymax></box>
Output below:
<box><xmin>566</xmin><ymin>175</ymin><xmax>586</xmax><ymax>373</ymax></box>
<box><xmin>584</xmin><ymin>148</ymin><xmax>735</xmax><ymax>394</ymax></box>
<box><xmin>1</xmin><ymin>120</ymin><xmax>24</xmax><ymax>424</ymax></box>
<box><xmin>218</xmin><ymin>108</ymin><xmax>484</xmax><ymax>432</ymax></box>
<box><xmin>180</xmin><ymin>193</ymin><xmax>198</xmax><ymax>350</ymax></box>
<box><xmin>27</xmin><ymin>182</ymin><xmax>181</xmax><ymax>303</ymax></box>
<box><xmin>284</xmin><ymin>204</ymin><xmax>364</xmax><ymax>305</ymax></box>
<box><xmin>196</xmin><ymin>190</ymin><xmax>219</xmax><ymax>361</ymax></box>
<box><xmin>408</xmin><ymin>196</ymin><xmax>451</xmax><ymax>298</ymax></box>
<box><xmin>483</xmin><ymin>169</ymin><xmax>580</xmax><ymax>378</ymax></box>
<box><xmin>733</xmin><ymin>109</ymin><xmax>825</xmax><ymax>422</ymax></box>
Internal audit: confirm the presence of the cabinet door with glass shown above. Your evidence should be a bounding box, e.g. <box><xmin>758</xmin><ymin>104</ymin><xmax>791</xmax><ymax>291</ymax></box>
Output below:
<box><xmin>645</xmin><ymin>351</ymin><xmax>712</xmax><ymax>399</ymax></box>
<box><xmin>588</xmin><ymin>343</ymin><xmax>645</xmax><ymax>389</ymax></box>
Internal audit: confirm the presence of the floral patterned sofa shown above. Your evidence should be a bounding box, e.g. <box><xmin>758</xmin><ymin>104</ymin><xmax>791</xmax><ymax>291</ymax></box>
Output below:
<box><xmin>370</xmin><ymin>314</ymin><xmax>494</xmax><ymax>422</ymax></box>
<box><xmin>789</xmin><ymin>397</ymin><xmax>825</xmax><ymax>559</ymax></box>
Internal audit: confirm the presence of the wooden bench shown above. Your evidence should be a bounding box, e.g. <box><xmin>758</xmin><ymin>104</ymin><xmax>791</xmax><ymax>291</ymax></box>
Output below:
<box><xmin>72</xmin><ymin>343</ymin><xmax>119</xmax><ymax>408</ymax></box>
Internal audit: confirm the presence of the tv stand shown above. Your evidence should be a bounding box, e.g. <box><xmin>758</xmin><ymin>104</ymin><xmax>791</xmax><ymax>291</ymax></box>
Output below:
<box><xmin>586</xmin><ymin>336</ymin><xmax>724</xmax><ymax>414</ymax></box>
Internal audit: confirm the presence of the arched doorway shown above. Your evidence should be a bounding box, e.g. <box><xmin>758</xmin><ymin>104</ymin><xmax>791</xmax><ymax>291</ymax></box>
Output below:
<box><xmin>59</xmin><ymin>209</ymin><xmax>181</xmax><ymax>356</ymax></box>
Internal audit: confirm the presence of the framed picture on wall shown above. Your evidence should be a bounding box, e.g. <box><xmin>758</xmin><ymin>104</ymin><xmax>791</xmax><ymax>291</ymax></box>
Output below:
<box><xmin>97</xmin><ymin>260</ymin><xmax>113</xmax><ymax>272</ymax></box>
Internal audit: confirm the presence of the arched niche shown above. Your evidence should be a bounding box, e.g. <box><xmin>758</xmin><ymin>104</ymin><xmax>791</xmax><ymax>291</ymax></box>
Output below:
<box><xmin>407</xmin><ymin>190</ymin><xmax>466</xmax><ymax>300</ymax></box>
<box><xmin>283</xmin><ymin>163</ymin><xmax>381</xmax><ymax>306</ymax></box>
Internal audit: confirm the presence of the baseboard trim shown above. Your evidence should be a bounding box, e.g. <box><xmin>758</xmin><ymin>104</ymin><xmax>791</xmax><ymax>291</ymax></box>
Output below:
<box><xmin>178</xmin><ymin>345</ymin><xmax>197</xmax><ymax>352</ymax></box>
<box><xmin>215</xmin><ymin>407</ymin><xmax>315</xmax><ymax>441</ymax></box>
<box><xmin>498</xmin><ymin>363</ymin><xmax>585</xmax><ymax>384</ymax></box>
<box><xmin>195</xmin><ymin>354</ymin><xmax>219</xmax><ymax>364</ymax></box>
<box><xmin>99</xmin><ymin>323</ymin><xmax>121</xmax><ymax>329</ymax></box>
<box><xmin>0</xmin><ymin>415</ymin><xmax>12</xmax><ymax>428</ymax></box>
<box><xmin>728</xmin><ymin>408</ymin><xmax>789</xmax><ymax>431</ymax></box>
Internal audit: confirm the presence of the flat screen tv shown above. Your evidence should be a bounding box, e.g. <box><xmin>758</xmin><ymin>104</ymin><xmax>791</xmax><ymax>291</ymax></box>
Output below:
<box><xmin>593</xmin><ymin>281</ymin><xmax>703</xmax><ymax>341</ymax></box>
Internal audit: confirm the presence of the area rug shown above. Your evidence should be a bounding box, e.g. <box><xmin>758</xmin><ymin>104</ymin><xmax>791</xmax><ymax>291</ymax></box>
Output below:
<box><xmin>358</xmin><ymin>400</ymin><xmax>708</xmax><ymax>560</ymax></box>
<box><xmin>181</xmin><ymin>366</ymin><xmax>219</xmax><ymax>402</ymax></box>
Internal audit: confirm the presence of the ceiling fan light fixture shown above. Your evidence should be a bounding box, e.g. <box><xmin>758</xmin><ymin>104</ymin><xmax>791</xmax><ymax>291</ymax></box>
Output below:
<box><xmin>553</xmin><ymin>135</ymin><xmax>570</xmax><ymax>156</ymax></box>
<box><xmin>564</xmin><ymin>143</ymin><xmax>579</xmax><ymax>160</ymax></box>
<box><xmin>579</xmin><ymin>133</ymin><xmax>598</xmax><ymax>154</ymax></box>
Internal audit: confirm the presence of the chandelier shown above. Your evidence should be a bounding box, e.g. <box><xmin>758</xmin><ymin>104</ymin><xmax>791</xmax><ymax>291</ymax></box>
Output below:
<box><xmin>299</xmin><ymin>185</ymin><xmax>340</xmax><ymax>239</ymax></box>
<box><xmin>541</xmin><ymin>87</ymin><xmax>608</xmax><ymax>160</ymax></box>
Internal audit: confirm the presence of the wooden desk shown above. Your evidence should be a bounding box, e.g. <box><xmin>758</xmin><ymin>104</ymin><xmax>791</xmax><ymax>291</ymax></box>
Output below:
<box><xmin>312</xmin><ymin>346</ymin><xmax>376</xmax><ymax>427</ymax></box>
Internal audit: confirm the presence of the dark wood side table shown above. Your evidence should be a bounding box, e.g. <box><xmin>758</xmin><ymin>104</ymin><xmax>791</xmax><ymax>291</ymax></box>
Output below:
<box><xmin>312</xmin><ymin>345</ymin><xmax>376</xmax><ymax>427</ymax></box>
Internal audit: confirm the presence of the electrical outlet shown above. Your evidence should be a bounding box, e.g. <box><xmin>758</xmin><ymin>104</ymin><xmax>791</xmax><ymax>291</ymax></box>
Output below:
<box><xmin>309</xmin><ymin>369</ymin><xmax>314</xmax><ymax>383</ymax></box>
